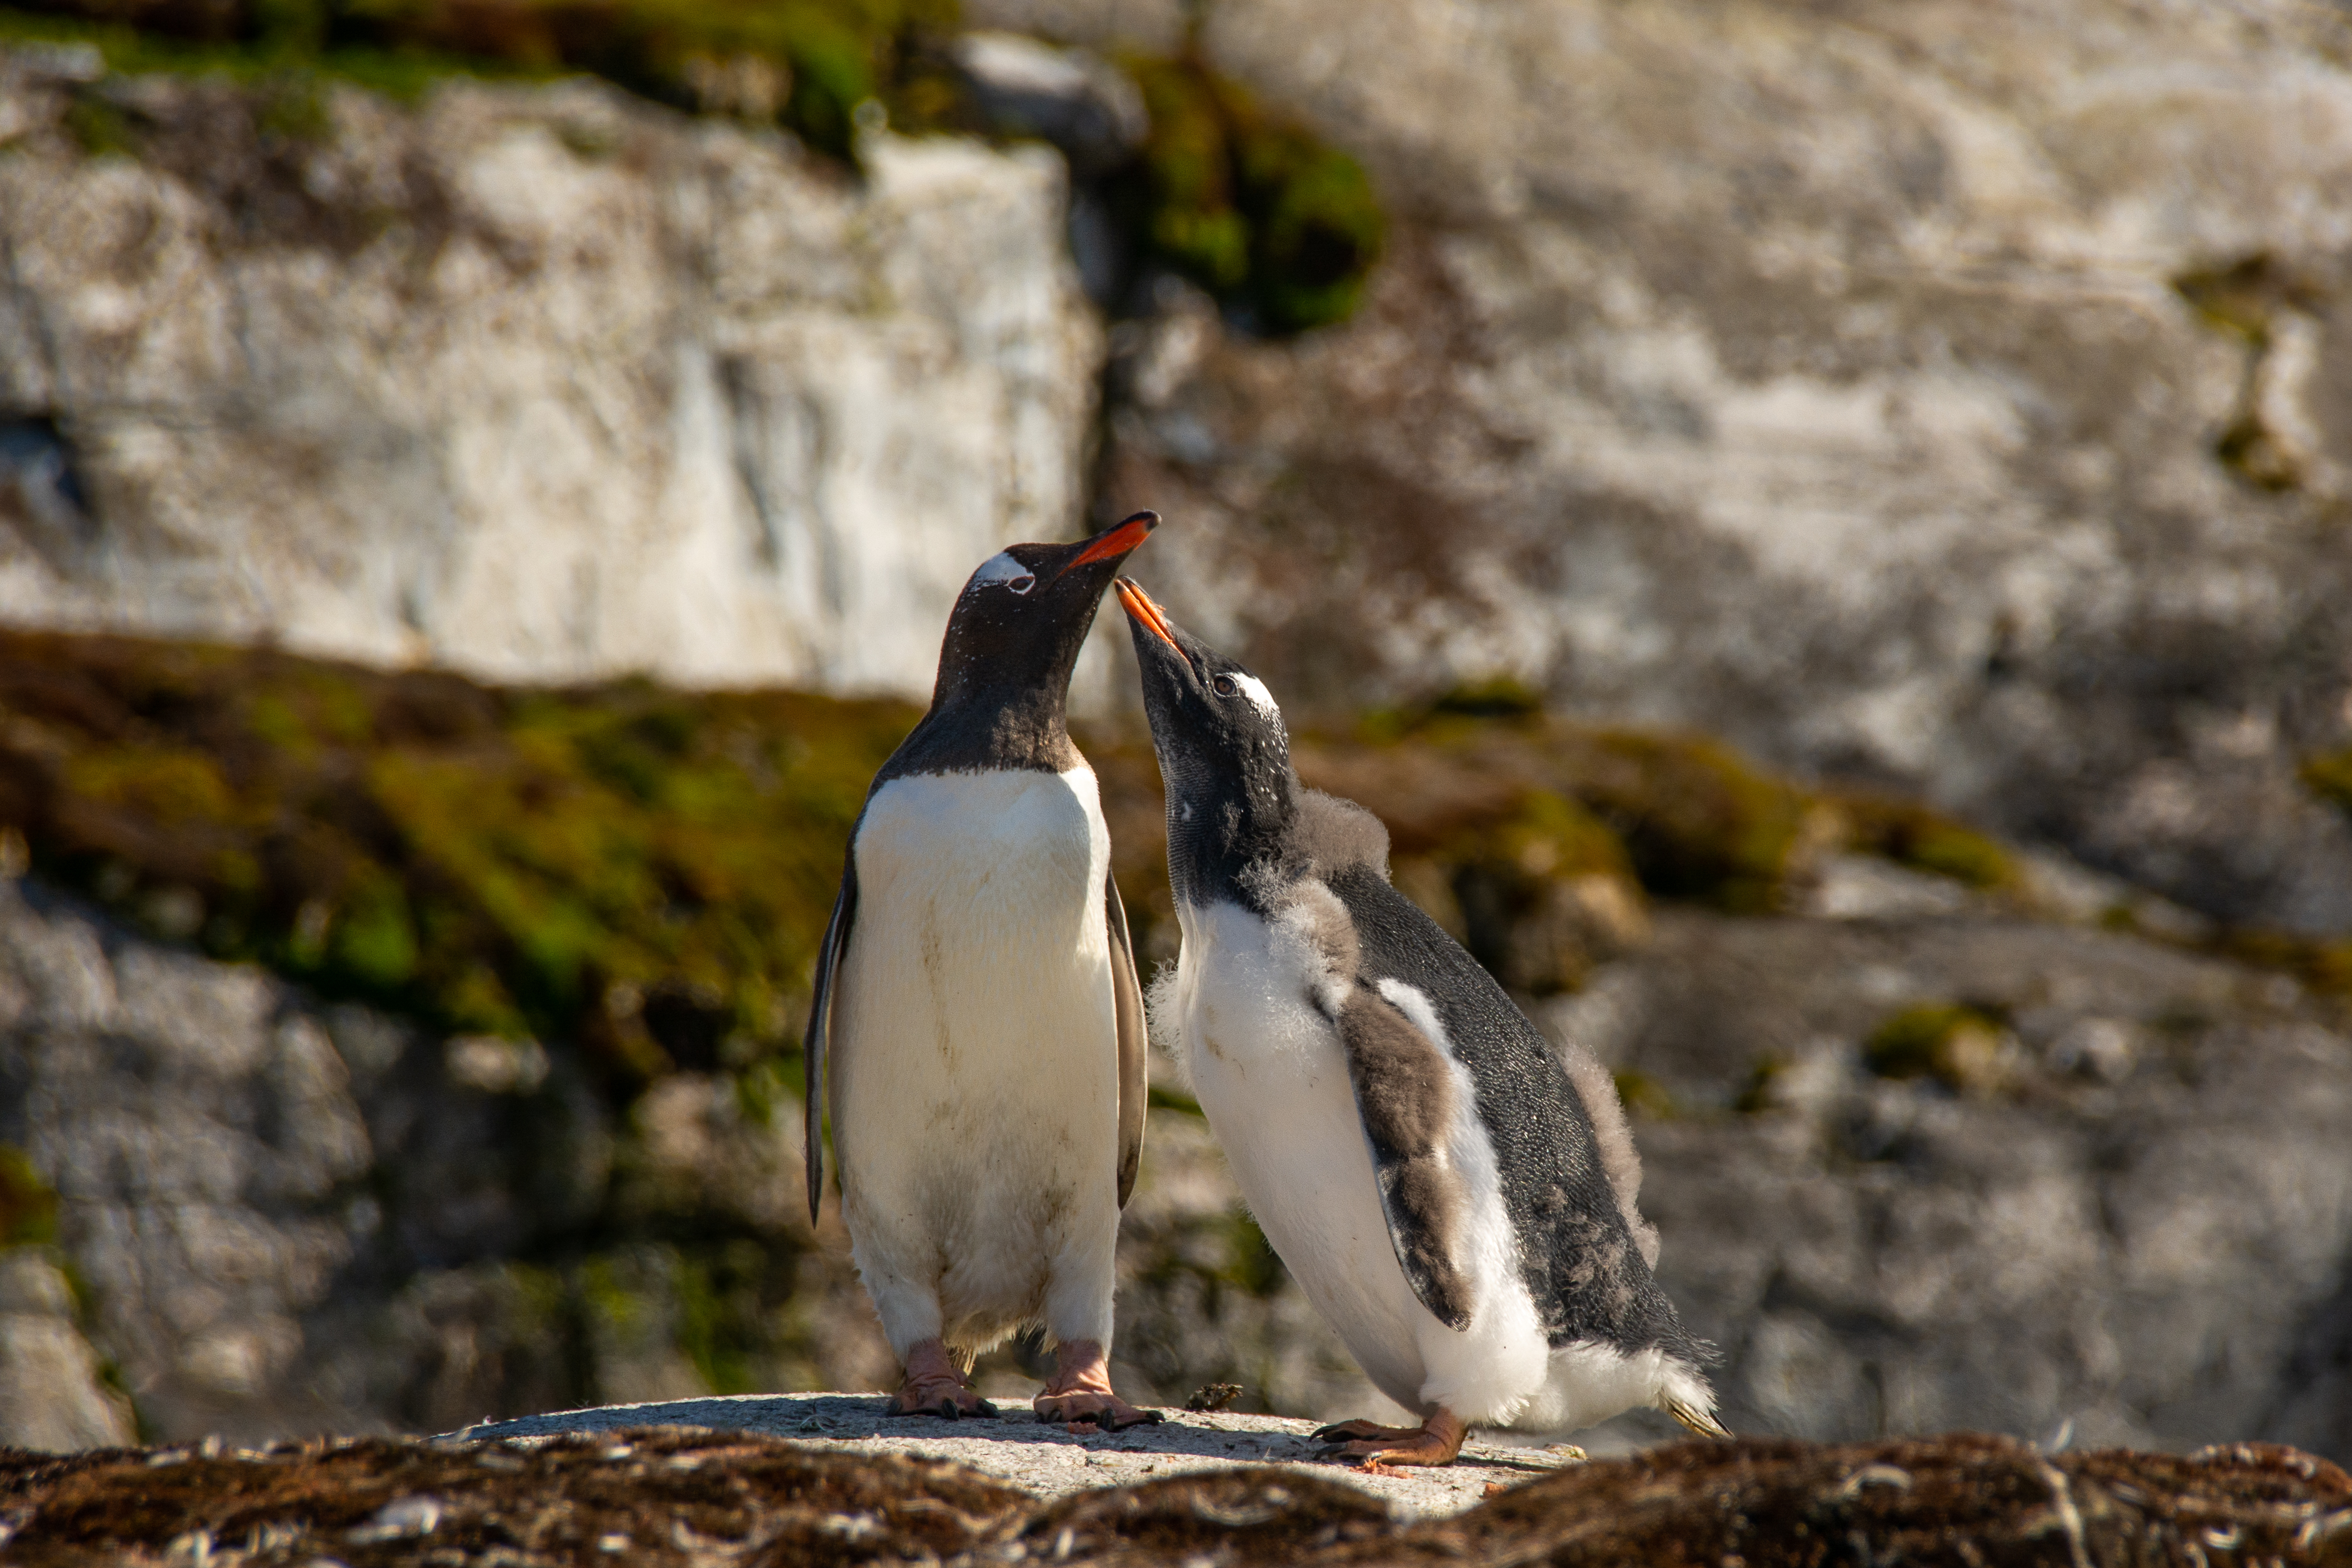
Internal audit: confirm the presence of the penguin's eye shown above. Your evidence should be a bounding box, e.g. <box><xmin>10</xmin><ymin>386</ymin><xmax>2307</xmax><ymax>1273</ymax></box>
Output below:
<box><xmin>1005</xmin><ymin>574</ymin><xmax>1037</xmax><ymax>595</ymax></box>
<box><xmin>1211</xmin><ymin>674</ymin><xmax>1238</xmax><ymax>698</ymax></box>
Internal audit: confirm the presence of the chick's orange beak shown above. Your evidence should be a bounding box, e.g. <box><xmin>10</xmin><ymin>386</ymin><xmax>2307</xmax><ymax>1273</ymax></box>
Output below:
<box><xmin>1115</xmin><ymin>578</ymin><xmax>1184</xmax><ymax>654</ymax></box>
<box><xmin>1061</xmin><ymin>510</ymin><xmax>1160</xmax><ymax>576</ymax></box>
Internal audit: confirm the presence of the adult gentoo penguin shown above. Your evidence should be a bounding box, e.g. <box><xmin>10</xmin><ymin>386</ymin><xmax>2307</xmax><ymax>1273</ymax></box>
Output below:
<box><xmin>804</xmin><ymin>513</ymin><xmax>1162</xmax><ymax>1429</ymax></box>
<box><xmin>1114</xmin><ymin>579</ymin><xmax>1729</xmax><ymax>1468</ymax></box>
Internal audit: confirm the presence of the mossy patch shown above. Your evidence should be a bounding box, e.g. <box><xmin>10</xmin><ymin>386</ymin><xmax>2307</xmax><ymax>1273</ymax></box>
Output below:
<box><xmin>2172</xmin><ymin>253</ymin><xmax>2330</xmax><ymax>493</ymax></box>
<box><xmin>1124</xmin><ymin>1203</ymin><xmax>1286</xmax><ymax>1321</ymax></box>
<box><xmin>1575</xmin><ymin>730</ymin><xmax>1811</xmax><ymax>914</ymax></box>
<box><xmin>1295</xmin><ymin>698</ymin><xmax>2034</xmax><ymax>937</ymax></box>
<box><xmin>1863</xmin><ymin>1003</ymin><xmax>2014</xmax><ymax>1094</ymax></box>
<box><xmin>1612</xmin><ymin>1069</ymin><xmax>1678</xmax><ymax>1121</ymax></box>
<box><xmin>0</xmin><ymin>628</ymin><xmax>916</xmax><ymax>1087</ymax></box>
<box><xmin>1732</xmin><ymin>1054</ymin><xmax>1785</xmax><ymax>1116</ymax></box>
<box><xmin>1832</xmin><ymin>794</ymin><xmax>2017</xmax><ymax>890</ymax></box>
<box><xmin>0</xmin><ymin>1144</ymin><xmax>59</xmax><ymax>1248</ymax></box>
<box><xmin>2303</xmin><ymin>747</ymin><xmax>2352</xmax><ymax>823</ymax></box>
<box><xmin>1117</xmin><ymin>54</ymin><xmax>1384</xmax><ymax>334</ymax></box>
<box><xmin>1446</xmin><ymin>790</ymin><xmax>1643</xmax><ymax>994</ymax></box>
<box><xmin>2217</xmin><ymin>928</ymin><xmax>2352</xmax><ymax>999</ymax></box>
<box><xmin>6</xmin><ymin>0</ymin><xmax>956</xmax><ymax>158</ymax></box>
<box><xmin>6</xmin><ymin>6</ymin><xmax>1393</xmax><ymax>335</ymax></box>
<box><xmin>0</xmin><ymin>4</ymin><xmax>553</xmax><ymax>103</ymax></box>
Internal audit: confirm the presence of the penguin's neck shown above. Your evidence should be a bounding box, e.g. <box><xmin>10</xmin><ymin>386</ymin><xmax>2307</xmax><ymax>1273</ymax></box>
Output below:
<box><xmin>888</xmin><ymin>677</ymin><xmax>1083</xmax><ymax>778</ymax></box>
<box><xmin>1165</xmin><ymin>758</ymin><xmax>1298</xmax><ymax>912</ymax></box>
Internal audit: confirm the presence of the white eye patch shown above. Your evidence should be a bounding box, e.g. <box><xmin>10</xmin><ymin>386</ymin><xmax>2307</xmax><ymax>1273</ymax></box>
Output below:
<box><xmin>1227</xmin><ymin>671</ymin><xmax>1279</xmax><ymax>716</ymax></box>
<box><xmin>969</xmin><ymin>551</ymin><xmax>1036</xmax><ymax>593</ymax></box>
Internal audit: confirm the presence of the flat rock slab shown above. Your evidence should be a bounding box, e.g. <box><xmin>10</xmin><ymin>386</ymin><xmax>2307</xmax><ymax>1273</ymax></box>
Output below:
<box><xmin>457</xmin><ymin>1391</ymin><xmax>1583</xmax><ymax>1516</ymax></box>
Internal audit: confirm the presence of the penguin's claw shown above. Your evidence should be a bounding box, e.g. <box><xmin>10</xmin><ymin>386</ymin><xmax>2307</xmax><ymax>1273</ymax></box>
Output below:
<box><xmin>883</xmin><ymin>1383</ymin><xmax>996</xmax><ymax>1419</ymax></box>
<box><xmin>1034</xmin><ymin>1392</ymin><xmax>1164</xmax><ymax>1431</ymax></box>
<box><xmin>1032</xmin><ymin>1337</ymin><xmax>1160</xmax><ymax>1431</ymax></box>
<box><xmin>886</xmin><ymin>1340</ymin><xmax>996</xmax><ymax>1419</ymax></box>
<box><xmin>1312</xmin><ymin>1410</ymin><xmax>1468</xmax><ymax>1470</ymax></box>
<box><xmin>1312</xmin><ymin>1419</ymin><xmax>1422</xmax><ymax>1445</ymax></box>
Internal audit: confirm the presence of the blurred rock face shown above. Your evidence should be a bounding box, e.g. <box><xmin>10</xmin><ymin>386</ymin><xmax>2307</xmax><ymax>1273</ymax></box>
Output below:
<box><xmin>1050</xmin><ymin>0</ymin><xmax>2352</xmax><ymax>936</ymax></box>
<box><xmin>4</xmin><ymin>854</ymin><xmax>2350</xmax><ymax>1462</ymax></box>
<box><xmin>1557</xmin><ymin>910</ymin><xmax>2352</xmax><ymax>1462</ymax></box>
<box><xmin>0</xmin><ymin>57</ymin><xmax>1100</xmax><ymax>696</ymax></box>
<box><xmin>0</xmin><ymin>875</ymin><xmax>900</xmax><ymax>1446</ymax></box>
<box><xmin>3</xmin><ymin>1</ymin><xmax>2352</xmax><ymax>1466</ymax></box>
<box><xmin>9</xmin><ymin>8</ymin><xmax>2352</xmax><ymax>934</ymax></box>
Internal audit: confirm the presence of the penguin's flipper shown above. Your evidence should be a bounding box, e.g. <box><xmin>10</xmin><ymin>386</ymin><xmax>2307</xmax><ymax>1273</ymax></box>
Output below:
<box><xmin>1107</xmin><ymin>877</ymin><xmax>1148</xmax><ymax>1208</ymax></box>
<box><xmin>1335</xmin><ymin>991</ymin><xmax>1476</xmax><ymax>1332</ymax></box>
<box><xmin>804</xmin><ymin>847</ymin><xmax>858</xmax><ymax>1228</ymax></box>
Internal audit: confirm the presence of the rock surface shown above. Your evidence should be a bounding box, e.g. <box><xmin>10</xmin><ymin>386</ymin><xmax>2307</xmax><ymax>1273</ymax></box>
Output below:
<box><xmin>1563</xmin><ymin>908</ymin><xmax>2352</xmax><ymax>1464</ymax></box>
<box><xmin>0</xmin><ymin>1251</ymin><xmax>131</xmax><ymax>1453</ymax></box>
<box><xmin>4</xmin><ymin>851</ymin><xmax>2349</xmax><ymax>1464</ymax></box>
<box><xmin>1057</xmin><ymin>0</ymin><xmax>2352</xmax><ymax>935</ymax></box>
<box><xmin>0</xmin><ymin>872</ymin><xmax>897</xmax><ymax>1446</ymax></box>
<box><xmin>3</xmin><ymin>4</ymin><xmax>2352</xmax><ymax>1471</ymax></box>
<box><xmin>0</xmin><ymin>51</ymin><xmax>1101</xmax><ymax>698</ymax></box>
<box><xmin>457</xmin><ymin>1391</ymin><xmax>1578</xmax><ymax>1517</ymax></box>
<box><xmin>11</xmin><ymin>11</ymin><xmax>2352</xmax><ymax>936</ymax></box>
<box><xmin>1</xmin><ymin>1425</ymin><xmax>2345</xmax><ymax>1566</ymax></box>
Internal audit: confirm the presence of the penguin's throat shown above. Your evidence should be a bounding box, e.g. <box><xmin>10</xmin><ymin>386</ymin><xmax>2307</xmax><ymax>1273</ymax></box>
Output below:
<box><xmin>1167</xmin><ymin>788</ymin><xmax>1295</xmax><ymax>912</ymax></box>
<box><xmin>896</xmin><ymin>681</ymin><xmax>1081</xmax><ymax>775</ymax></box>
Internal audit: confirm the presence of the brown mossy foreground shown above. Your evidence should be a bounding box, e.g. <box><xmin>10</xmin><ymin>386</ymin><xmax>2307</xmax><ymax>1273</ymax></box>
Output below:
<box><xmin>0</xmin><ymin>1429</ymin><xmax>2346</xmax><ymax>1567</ymax></box>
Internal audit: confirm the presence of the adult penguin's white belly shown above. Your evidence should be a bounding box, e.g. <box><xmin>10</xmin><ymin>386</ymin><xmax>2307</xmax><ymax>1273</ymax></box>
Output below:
<box><xmin>829</xmin><ymin>766</ymin><xmax>1121</xmax><ymax>1348</ymax></box>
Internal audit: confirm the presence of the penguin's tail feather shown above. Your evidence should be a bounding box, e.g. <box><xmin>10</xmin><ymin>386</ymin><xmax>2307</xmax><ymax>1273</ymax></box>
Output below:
<box><xmin>1664</xmin><ymin>1395</ymin><xmax>1732</xmax><ymax>1439</ymax></box>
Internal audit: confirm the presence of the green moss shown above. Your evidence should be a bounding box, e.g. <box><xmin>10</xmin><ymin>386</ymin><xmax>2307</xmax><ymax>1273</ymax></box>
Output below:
<box><xmin>1482</xmin><ymin>790</ymin><xmax>1628</xmax><ymax>883</ymax></box>
<box><xmin>0</xmin><ymin>5</ymin><xmax>549</xmax><ymax>100</ymax></box>
<box><xmin>1119</xmin><ymin>55</ymin><xmax>1384</xmax><ymax>335</ymax></box>
<box><xmin>1834</xmin><ymin>794</ymin><xmax>2017</xmax><ymax>890</ymax></box>
<box><xmin>2173</xmin><ymin>253</ymin><xmax>2323</xmax><ymax>346</ymax></box>
<box><xmin>1440</xmin><ymin>788</ymin><xmax>1642</xmax><ymax>994</ymax></box>
<box><xmin>1732</xmin><ymin>1055</ymin><xmax>1784</xmax><ymax>1115</ymax></box>
<box><xmin>1863</xmin><ymin>1002</ymin><xmax>2007</xmax><ymax>1090</ymax></box>
<box><xmin>1220</xmin><ymin>1209</ymin><xmax>1285</xmax><ymax>1299</ymax></box>
<box><xmin>60</xmin><ymin>89</ymin><xmax>141</xmax><ymax>155</ymax></box>
<box><xmin>6</xmin><ymin>0</ymin><xmax>956</xmax><ymax>158</ymax></box>
<box><xmin>1578</xmin><ymin>730</ymin><xmax>1809</xmax><ymax>914</ymax></box>
<box><xmin>576</xmin><ymin>1253</ymin><xmax>646</xmax><ymax>1338</ymax></box>
<box><xmin>2303</xmin><ymin>747</ymin><xmax>2352</xmax><ymax>823</ymax></box>
<box><xmin>0</xmin><ymin>628</ymin><xmax>916</xmax><ymax>1086</ymax></box>
<box><xmin>1428</xmin><ymin>678</ymin><xmax>1545</xmax><ymax>721</ymax></box>
<box><xmin>2219</xmin><ymin>929</ymin><xmax>2352</xmax><ymax>999</ymax></box>
<box><xmin>668</xmin><ymin>1241</ymin><xmax>776</xmax><ymax>1401</ymax></box>
<box><xmin>1612</xmin><ymin>1069</ymin><xmax>1676</xmax><ymax>1121</ymax></box>
<box><xmin>254</xmin><ymin>68</ymin><xmax>334</xmax><ymax>140</ymax></box>
<box><xmin>0</xmin><ymin>1145</ymin><xmax>59</xmax><ymax>1248</ymax></box>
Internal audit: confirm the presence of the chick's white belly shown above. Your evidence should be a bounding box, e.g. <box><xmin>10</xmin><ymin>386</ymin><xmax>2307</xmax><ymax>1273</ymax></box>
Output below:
<box><xmin>830</xmin><ymin>768</ymin><xmax>1120</xmax><ymax>1348</ymax></box>
<box><xmin>1176</xmin><ymin>901</ymin><xmax>1428</xmax><ymax>1411</ymax></box>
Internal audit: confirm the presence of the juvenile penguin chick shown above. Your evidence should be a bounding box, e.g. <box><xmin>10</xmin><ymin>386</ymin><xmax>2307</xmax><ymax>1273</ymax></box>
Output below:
<box><xmin>1115</xmin><ymin>580</ymin><xmax>1729</xmax><ymax>1469</ymax></box>
<box><xmin>804</xmin><ymin>514</ymin><xmax>1163</xmax><ymax>1430</ymax></box>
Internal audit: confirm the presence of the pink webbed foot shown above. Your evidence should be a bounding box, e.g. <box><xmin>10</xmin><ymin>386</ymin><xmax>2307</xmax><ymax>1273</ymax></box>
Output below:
<box><xmin>1312</xmin><ymin>1408</ymin><xmax>1468</xmax><ymax>1472</ymax></box>
<box><xmin>885</xmin><ymin>1339</ymin><xmax>998</xmax><ymax>1420</ymax></box>
<box><xmin>1032</xmin><ymin>1338</ymin><xmax>1163</xmax><ymax>1432</ymax></box>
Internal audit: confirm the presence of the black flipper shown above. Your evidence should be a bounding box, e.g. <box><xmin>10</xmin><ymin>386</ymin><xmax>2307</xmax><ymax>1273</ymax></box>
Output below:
<box><xmin>1334</xmin><ymin>988</ymin><xmax>1474</xmax><ymax>1332</ymax></box>
<box><xmin>1107</xmin><ymin>877</ymin><xmax>1148</xmax><ymax>1208</ymax></box>
<box><xmin>804</xmin><ymin>844</ymin><xmax>858</xmax><ymax>1228</ymax></box>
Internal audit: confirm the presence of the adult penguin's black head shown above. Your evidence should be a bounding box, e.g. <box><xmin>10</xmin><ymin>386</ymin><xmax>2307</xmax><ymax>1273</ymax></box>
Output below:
<box><xmin>899</xmin><ymin>511</ymin><xmax>1159</xmax><ymax>777</ymax></box>
<box><xmin>1115</xmin><ymin>578</ymin><xmax>1298</xmax><ymax>905</ymax></box>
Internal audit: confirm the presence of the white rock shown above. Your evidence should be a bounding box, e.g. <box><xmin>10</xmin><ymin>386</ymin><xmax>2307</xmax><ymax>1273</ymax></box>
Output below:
<box><xmin>0</xmin><ymin>69</ymin><xmax>1104</xmax><ymax>702</ymax></box>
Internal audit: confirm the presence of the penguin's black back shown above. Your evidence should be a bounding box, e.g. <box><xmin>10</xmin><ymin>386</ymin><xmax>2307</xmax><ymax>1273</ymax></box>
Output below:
<box><xmin>1325</xmin><ymin>861</ymin><xmax>1706</xmax><ymax>1363</ymax></box>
